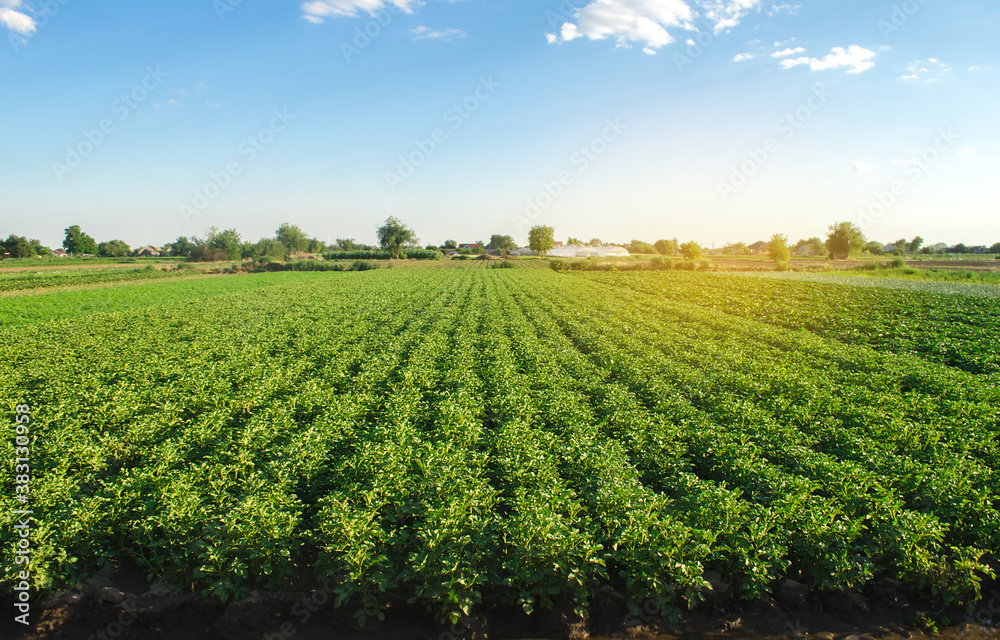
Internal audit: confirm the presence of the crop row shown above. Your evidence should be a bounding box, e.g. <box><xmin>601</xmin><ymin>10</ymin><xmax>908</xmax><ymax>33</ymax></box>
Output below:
<box><xmin>1</xmin><ymin>269</ymin><xmax>997</xmax><ymax>624</ymax></box>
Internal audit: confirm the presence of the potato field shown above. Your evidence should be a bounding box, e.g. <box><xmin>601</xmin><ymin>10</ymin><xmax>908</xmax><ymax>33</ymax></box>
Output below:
<box><xmin>2</xmin><ymin>268</ymin><xmax>998</xmax><ymax>628</ymax></box>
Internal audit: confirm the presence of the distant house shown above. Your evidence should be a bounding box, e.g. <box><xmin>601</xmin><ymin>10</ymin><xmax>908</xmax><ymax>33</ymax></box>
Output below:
<box><xmin>747</xmin><ymin>241</ymin><xmax>770</xmax><ymax>255</ymax></box>
<box><xmin>553</xmin><ymin>242</ymin><xmax>564</xmax><ymax>248</ymax></box>
<box><xmin>137</xmin><ymin>246</ymin><xmax>162</xmax><ymax>257</ymax></box>
<box><xmin>51</xmin><ymin>250</ymin><xmax>68</xmax><ymax>258</ymax></box>
<box><xmin>882</xmin><ymin>245</ymin><xmax>899</xmax><ymax>253</ymax></box>
<box><xmin>458</xmin><ymin>243</ymin><xmax>482</xmax><ymax>250</ymax></box>
<box><xmin>795</xmin><ymin>246</ymin><xmax>815</xmax><ymax>257</ymax></box>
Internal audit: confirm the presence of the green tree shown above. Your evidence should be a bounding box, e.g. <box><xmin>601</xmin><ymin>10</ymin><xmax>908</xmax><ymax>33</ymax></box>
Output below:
<box><xmin>654</xmin><ymin>239</ymin><xmax>679</xmax><ymax>256</ymax></box>
<box><xmin>169</xmin><ymin>236</ymin><xmax>197</xmax><ymax>257</ymax></box>
<box><xmin>908</xmin><ymin>236</ymin><xmax>924</xmax><ymax>253</ymax></box>
<box><xmin>276</xmin><ymin>223</ymin><xmax>310</xmax><ymax>254</ymax></box>
<box><xmin>488</xmin><ymin>235</ymin><xmax>517</xmax><ymax>252</ymax></box>
<box><xmin>679</xmin><ymin>241</ymin><xmax>702</xmax><ymax>261</ymax></box>
<box><xmin>2</xmin><ymin>235</ymin><xmax>34</xmax><ymax>258</ymax></box>
<box><xmin>443</xmin><ymin>240</ymin><xmax>458</xmax><ymax>250</ymax></box>
<box><xmin>377</xmin><ymin>217</ymin><xmax>417</xmax><ymax>258</ymax></box>
<box><xmin>529</xmin><ymin>225</ymin><xmax>555</xmax><ymax>257</ymax></box>
<box><xmin>567</xmin><ymin>237</ymin><xmax>584</xmax><ymax>246</ymax></box>
<box><xmin>825</xmin><ymin>222</ymin><xmax>866</xmax><ymax>260</ymax></box>
<box><xmin>864</xmin><ymin>241</ymin><xmax>884</xmax><ymax>256</ymax></box>
<box><xmin>248</xmin><ymin>238</ymin><xmax>287</xmax><ymax>261</ymax></box>
<box><xmin>723</xmin><ymin>242</ymin><xmax>748</xmax><ymax>256</ymax></box>
<box><xmin>207</xmin><ymin>228</ymin><xmax>243</xmax><ymax>260</ymax></box>
<box><xmin>307</xmin><ymin>238</ymin><xmax>326</xmax><ymax>254</ymax></box>
<box><xmin>588</xmin><ymin>238</ymin><xmax>602</xmax><ymax>247</ymax></box>
<box><xmin>990</xmin><ymin>242</ymin><xmax>1000</xmax><ymax>254</ymax></box>
<box><xmin>769</xmin><ymin>234</ymin><xmax>790</xmax><ymax>264</ymax></box>
<box><xmin>627</xmin><ymin>240</ymin><xmax>656</xmax><ymax>254</ymax></box>
<box><xmin>98</xmin><ymin>240</ymin><xmax>131</xmax><ymax>257</ymax></box>
<box><xmin>63</xmin><ymin>225</ymin><xmax>98</xmax><ymax>255</ymax></box>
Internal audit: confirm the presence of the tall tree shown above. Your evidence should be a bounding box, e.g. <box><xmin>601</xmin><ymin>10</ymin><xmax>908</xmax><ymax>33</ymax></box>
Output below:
<box><xmin>209</xmin><ymin>228</ymin><xmax>243</xmax><ymax>260</ymax></box>
<box><xmin>443</xmin><ymin>240</ymin><xmax>458</xmax><ymax>250</ymax></box>
<box><xmin>98</xmin><ymin>240</ymin><xmax>131</xmax><ymax>257</ymax></box>
<box><xmin>2</xmin><ymin>235</ymin><xmax>34</xmax><ymax>258</ymax></box>
<box><xmin>488</xmin><ymin>235</ymin><xmax>516</xmax><ymax>251</ymax></box>
<box><xmin>654</xmin><ymin>239</ymin><xmax>679</xmax><ymax>256</ymax></box>
<box><xmin>63</xmin><ymin>225</ymin><xmax>98</xmax><ymax>255</ymax></box>
<box><xmin>528</xmin><ymin>225</ymin><xmax>555</xmax><ymax>257</ymax></box>
<box><xmin>908</xmin><ymin>236</ymin><xmax>924</xmax><ymax>253</ymax></box>
<box><xmin>769</xmin><ymin>234</ymin><xmax>790</xmax><ymax>263</ymax></box>
<box><xmin>169</xmin><ymin>236</ymin><xmax>196</xmax><ymax>257</ymax></box>
<box><xmin>276</xmin><ymin>223</ymin><xmax>310</xmax><ymax>254</ymax></box>
<box><xmin>627</xmin><ymin>240</ymin><xmax>656</xmax><ymax>254</ymax></box>
<box><xmin>567</xmin><ymin>237</ymin><xmax>584</xmax><ymax>246</ymax></box>
<box><xmin>377</xmin><ymin>217</ymin><xmax>417</xmax><ymax>258</ymax></box>
<box><xmin>588</xmin><ymin>238</ymin><xmax>602</xmax><ymax>247</ymax></box>
<box><xmin>679</xmin><ymin>241</ymin><xmax>702</xmax><ymax>261</ymax></box>
<box><xmin>825</xmin><ymin>222</ymin><xmax>866</xmax><ymax>260</ymax></box>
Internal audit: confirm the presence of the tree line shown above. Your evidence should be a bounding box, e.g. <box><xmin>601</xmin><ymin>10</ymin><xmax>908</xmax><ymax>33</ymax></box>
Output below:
<box><xmin>3</xmin><ymin>220</ymin><xmax>998</xmax><ymax>262</ymax></box>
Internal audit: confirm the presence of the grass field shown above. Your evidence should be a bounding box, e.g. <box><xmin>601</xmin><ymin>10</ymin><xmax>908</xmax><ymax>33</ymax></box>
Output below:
<box><xmin>2</xmin><ymin>268</ymin><xmax>998</xmax><ymax>630</ymax></box>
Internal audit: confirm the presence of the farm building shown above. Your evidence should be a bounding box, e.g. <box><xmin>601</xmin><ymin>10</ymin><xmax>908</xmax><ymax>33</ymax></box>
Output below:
<box><xmin>511</xmin><ymin>248</ymin><xmax>537</xmax><ymax>256</ymax></box>
<box><xmin>548</xmin><ymin>245</ymin><xmax>631</xmax><ymax>258</ymax></box>
<box><xmin>747</xmin><ymin>241</ymin><xmax>770</xmax><ymax>255</ymax></box>
<box><xmin>136</xmin><ymin>246</ymin><xmax>163</xmax><ymax>257</ymax></box>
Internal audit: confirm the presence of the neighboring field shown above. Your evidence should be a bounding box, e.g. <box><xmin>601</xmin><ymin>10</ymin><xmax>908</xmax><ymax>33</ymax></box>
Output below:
<box><xmin>1</xmin><ymin>269</ymin><xmax>997</xmax><ymax>627</ymax></box>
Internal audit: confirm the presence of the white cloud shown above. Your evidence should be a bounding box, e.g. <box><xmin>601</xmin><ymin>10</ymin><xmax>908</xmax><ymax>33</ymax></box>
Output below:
<box><xmin>0</xmin><ymin>0</ymin><xmax>36</xmax><ymax>35</ymax></box>
<box><xmin>700</xmin><ymin>0</ymin><xmax>762</xmax><ymax>34</ymax></box>
<box><xmin>547</xmin><ymin>0</ymin><xmax>696</xmax><ymax>50</ymax></box>
<box><xmin>958</xmin><ymin>148</ymin><xmax>976</xmax><ymax>155</ymax></box>
<box><xmin>300</xmin><ymin>0</ymin><xmax>420</xmax><ymax>23</ymax></box>
<box><xmin>852</xmin><ymin>160</ymin><xmax>873</xmax><ymax>173</ymax></box>
<box><xmin>767</xmin><ymin>2</ymin><xmax>800</xmax><ymax>15</ymax></box>
<box><xmin>642</xmin><ymin>46</ymin><xmax>657</xmax><ymax>55</ymax></box>
<box><xmin>206</xmin><ymin>101</ymin><xmax>223</xmax><ymax>108</ymax></box>
<box><xmin>733</xmin><ymin>52</ymin><xmax>756</xmax><ymax>61</ymax></box>
<box><xmin>899</xmin><ymin>58</ymin><xmax>950</xmax><ymax>83</ymax></box>
<box><xmin>780</xmin><ymin>45</ymin><xmax>877</xmax><ymax>74</ymax></box>
<box><xmin>411</xmin><ymin>25</ymin><xmax>466</xmax><ymax>41</ymax></box>
<box><xmin>770</xmin><ymin>46</ymin><xmax>804</xmax><ymax>57</ymax></box>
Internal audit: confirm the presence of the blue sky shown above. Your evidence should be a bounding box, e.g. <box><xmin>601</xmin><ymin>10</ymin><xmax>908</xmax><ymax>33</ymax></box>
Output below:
<box><xmin>1</xmin><ymin>0</ymin><xmax>997</xmax><ymax>249</ymax></box>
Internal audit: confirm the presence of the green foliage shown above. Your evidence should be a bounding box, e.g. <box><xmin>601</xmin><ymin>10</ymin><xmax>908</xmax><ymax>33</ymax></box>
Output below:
<box><xmin>376</xmin><ymin>217</ymin><xmax>418</xmax><ymax>258</ymax></box>
<box><xmin>627</xmin><ymin>239</ymin><xmax>656</xmax><ymax>255</ymax></box>
<box><xmin>826</xmin><ymin>222</ymin><xmax>866</xmax><ymax>259</ymax></box>
<box><xmin>679</xmin><ymin>241</ymin><xmax>702</xmax><ymax>261</ymax></box>
<box><xmin>769</xmin><ymin>234</ymin><xmax>790</xmax><ymax>264</ymax></box>
<box><xmin>321</xmin><ymin>249</ymin><xmax>442</xmax><ymax>261</ymax></box>
<box><xmin>2</xmin><ymin>234</ymin><xmax>35</xmax><ymax>258</ymax></box>
<box><xmin>654</xmin><ymin>239</ymin><xmax>679</xmax><ymax>256</ymax></box>
<box><xmin>1</xmin><ymin>268</ymin><xmax>997</xmax><ymax>625</ymax></box>
<box><xmin>528</xmin><ymin>226</ymin><xmax>555</xmax><ymax>257</ymax></box>
<box><xmin>275</xmin><ymin>223</ymin><xmax>310</xmax><ymax>254</ymax></box>
<box><xmin>63</xmin><ymin>225</ymin><xmax>98</xmax><ymax>255</ymax></box>
<box><xmin>98</xmin><ymin>239</ymin><xmax>132</xmax><ymax>257</ymax></box>
<box><xmin>488</xmin><ymin>235</ymin><xmax>517</xmax><ymax>252</ymax></box>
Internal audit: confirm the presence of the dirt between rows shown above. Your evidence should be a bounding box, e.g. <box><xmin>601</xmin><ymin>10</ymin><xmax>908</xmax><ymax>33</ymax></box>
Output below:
<box><xmin>3</xmin><ymin>565</ymin><xmax>997</xmax><ymax>640</ymax></box>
